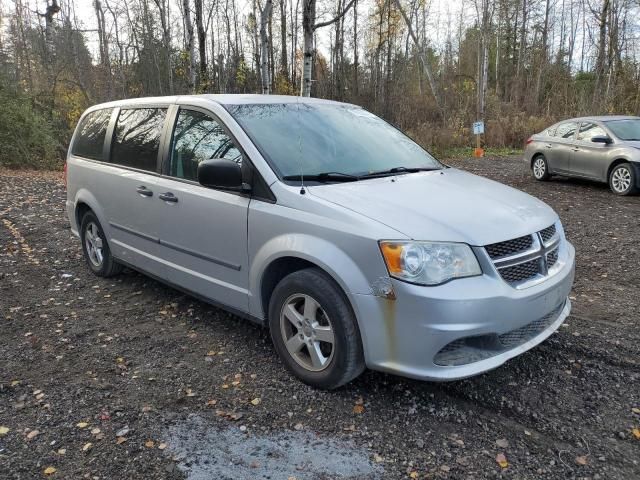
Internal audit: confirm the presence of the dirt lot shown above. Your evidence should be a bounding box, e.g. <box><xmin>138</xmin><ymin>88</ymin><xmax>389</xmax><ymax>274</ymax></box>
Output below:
<box><xmin>1</xmin><ymin>156</ymin><xmax>639</xmax><ymax>480</ymax></box>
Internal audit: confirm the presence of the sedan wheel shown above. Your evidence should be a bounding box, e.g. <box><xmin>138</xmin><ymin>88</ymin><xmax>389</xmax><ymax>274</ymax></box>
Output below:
<box><xmin>609</xmin><ymin>164</ymin><xmax>635</xmax><ymax>195</ymax></box>
<box><xmin>532</xmin><ymin>156</ymin><xmax>550</xmax><ymax>181</ymax></box>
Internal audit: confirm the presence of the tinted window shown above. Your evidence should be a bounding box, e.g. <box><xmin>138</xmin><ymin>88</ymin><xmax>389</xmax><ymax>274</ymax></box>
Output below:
<box><xmin>227</xmin><ymin>103</ymin><xmax>442</xmax><ymax>178</ymax></box>
<box><xmin>71</xmin><ymin>109</ymin><xmax>112</xmax><ymax>160</ymax></box>
<box><xmin>111</xmin><ymin>108</ymin><xmax>167</xmax><ymax>171</ymax></box>
<box><xmin>577</xmin><ymin>122</ymin><xmax>607</xmax><ymax>141</ymax></box>
<box><xmin>554</xmin><ymin>122</ymin><xmax>578</xmax><ymax>139</ymax></box>
<box><xmin>170</xmin><ymin>109</ymin><xmax>242</xmax><ymax>181</ymax></box>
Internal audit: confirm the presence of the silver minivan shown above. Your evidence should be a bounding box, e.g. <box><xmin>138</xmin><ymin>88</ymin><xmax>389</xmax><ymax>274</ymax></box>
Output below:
<box><xmin>66</xmin><ymin>95</ymin><xmax>575</xmax><ymax>389</ymax></box>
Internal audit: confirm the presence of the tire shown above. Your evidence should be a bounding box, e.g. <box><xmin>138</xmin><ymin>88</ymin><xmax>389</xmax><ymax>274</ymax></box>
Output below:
<box><xmin>608</xmin><ymin>163</ymin><xmax>637</xmax><ymax>196</ymax></box>
<box><xmin>80</xmin><ymin>211</ymin><xmax>123</xmax><ymax>277</ymax></box>
<box><xmin>531</xmin><ymin>154</ymin><xmax>551</xmax><ymax>181</ymax></box>
<box><xmin>268</xmin><ymin>268</ymin><xmax>365</xmax><ymax>389</ymax></box>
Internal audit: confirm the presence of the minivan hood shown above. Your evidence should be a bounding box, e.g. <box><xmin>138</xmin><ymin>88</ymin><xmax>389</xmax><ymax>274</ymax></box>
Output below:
<box><xmin>308</xmin><ymin>168</ymin><xmax>558</xmax><ymax>246</ymax></box>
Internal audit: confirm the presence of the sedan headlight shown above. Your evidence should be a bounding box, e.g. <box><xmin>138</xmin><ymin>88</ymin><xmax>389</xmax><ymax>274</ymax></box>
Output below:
<box><xmin>379</xmin><ymin>241</ymin><xmax>481</xmax><ymax>286</ymax></box>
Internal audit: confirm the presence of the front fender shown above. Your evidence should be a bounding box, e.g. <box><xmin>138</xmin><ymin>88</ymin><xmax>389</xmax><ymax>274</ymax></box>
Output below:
<box><xmin>248</xmin><ymin>234</ymin><xmax>375</xmax><ymax>319</ymax></box>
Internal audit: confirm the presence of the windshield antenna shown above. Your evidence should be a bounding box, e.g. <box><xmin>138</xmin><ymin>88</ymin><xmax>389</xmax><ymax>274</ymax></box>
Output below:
<box><xmin>296</xmin><ymin>95</ymin><xmax>305</xmax><ymax>194</ymax></box>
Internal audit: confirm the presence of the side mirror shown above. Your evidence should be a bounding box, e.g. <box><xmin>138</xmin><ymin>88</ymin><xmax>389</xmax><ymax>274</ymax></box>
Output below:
<box><xmin>197</xmin><ymin>159</ymin><xmax>249</xmax><ymax>191</ymax></box>
<box><xmin>591</xmin><ymin>135</ymin><xmax>612</xmax><ymax>144</ymax></box>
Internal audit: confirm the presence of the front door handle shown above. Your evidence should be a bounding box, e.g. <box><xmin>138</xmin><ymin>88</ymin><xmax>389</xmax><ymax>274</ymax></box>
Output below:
<box><xmin>545</xmin><ymin>144</ymin><xmax>552</xmax><ymax>148</ymax></box>
<box><xmin>571</xmin><ymin>147</ymin><xmax>580</xmax><ymax>152</ymax></box>
<box><xmin>159</xmin><ymin>192</ymin><xmax>178</xmax><ymax>203</ymax></box>
<box><xmin>136</xmin><ymin>186</ymin><xmax>153</xmax><ymax>197</ymax></box>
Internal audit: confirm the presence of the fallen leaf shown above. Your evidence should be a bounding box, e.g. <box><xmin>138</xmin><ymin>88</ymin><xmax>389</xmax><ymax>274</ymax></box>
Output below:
<box><xmin>496</xmin><ymin>453</ymin><xmax>509</xmax><ymax>468</ymax></box>
<box><xmin>0</xmin><ymin>426</ymin><xmax>9</xmax><ymax>436</ymax></box>
<box><xmin>440</xmin><ymin>465</ymin><xmax>451</xmax><ymax>472</ymax></box>
<box><xmin>373</xmin><ymin>454</ymin><xmax>384</xmax><ymax>463</ymax></box>
<box><xmin>185</xmin><ymin>388</ymin><xmax>196</xmax><ymax>397</ymax></box>
<box><xmin>116</xmin><ymin>436</ymin><xmax>127</xmax><ymax>445</ymax></box>
<box><xmin>632</xmin><ymin>428</ymin><xmax>640</xmax><ymax>440</ymax></box>
<box><xmin>76</xmin><ymin>422</ymin><xmax>89</xmax><ymax>429</ymax></box>
<box><xmin>91</xmin><ymin>428</ymin><xmax>101</xmax><ymax>435</ymax></box>
<box><xmin>353</xmin><ymin>404</ymin><xmax>365</xmax><ymax>414</ymax></box>
<box><xmin>82</xmin><ymin>442</ymin><xmax>93</xmax><ymax>452</ymax></box>
<box><xmin>206</xmin><ymin>399</ymin><xmax>217</xmax><ymax>407</ymax></box>
<box><xmin>115</xmin><ymin>426</ymin><xmax>130</xmax><ymax>437</ymax></box>
<box><xmin>158</xmin><ymin>442</ymin><xmax>167</xmax><ymax>450</ymax></box>
<box><xmin>575</xmin><ymin>455</ymin><xmax>588</xmax><ymax>466</ymax></box>
<box><xmin>43</xmin><ymin>466</ymin><xmax>57</xmax><ymax>475</ymax></box>
<box><xmin>145</xmin><ymin>440</ymin><xmax>155</xmax><ymax>448</ymax></box>
<box><xmin>57</xmin><ymin>448</ymin><xmax>66</xmax><ymax>455</ymax></box>
<box><xmin>26</xmin><ymin>430</ymin><xmax>40</xmax><ymax>440</ymax></box>
<box><xmin>206</xmin><ymin>350</ymin><xmax>216</xmax><ymax>356</ymax></box>
<box><xmin>142</xmin><ymin>405</ymin><xmax>152</xmax><ymax>413</ymax></box>
<box><xmin>409</xmin><ymin>472</ymin><xmax>419</xmax><ymax>479</ymax></box>
<box><xmin>10</xmin><ymin>380</ymin><xmax>20</xmax><ymax>386</ymax></box>
<box><xmin>250</xmin><ymin>398</ymin><xmax>261</xmax><ymax>406</ymax></box>
<box><xmin>632</xmin><ymin>408</ymin><xmax>640</xmax><ymax>414</ymax></box>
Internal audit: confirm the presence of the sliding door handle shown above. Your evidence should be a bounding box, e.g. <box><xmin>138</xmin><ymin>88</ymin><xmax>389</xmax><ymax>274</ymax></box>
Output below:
<box><xmin>136</xmin><ymin>186</ymin><xmax>153</xmax><ymax>197</ymax></box>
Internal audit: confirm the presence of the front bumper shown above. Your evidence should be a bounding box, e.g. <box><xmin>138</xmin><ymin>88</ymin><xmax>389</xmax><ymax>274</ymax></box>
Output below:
<box><xmin>352</xmin><ymin>241</ymin><xmax>575</xmax><ymax>381</ymax></box>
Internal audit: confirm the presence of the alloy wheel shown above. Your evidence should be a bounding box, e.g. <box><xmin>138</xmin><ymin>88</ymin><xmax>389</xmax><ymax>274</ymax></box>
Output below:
<box><xmin>611</xmin><ymin>166</ymin><xmax>631</xmax><ymax>193</ymax></box>
<box><xmin>84</xmin><ymin>221</ymin><xmax>104</xmax><ymax>267</ymax></box>
<box><xmin>533</xmin><ymin>157</ymin><xmax>546</xmax><ymax>179</ymax></box>
<box><xmin>279</xmin><ymin>294</ymin><xmax>335</xmax><ymax>372</ymax></box>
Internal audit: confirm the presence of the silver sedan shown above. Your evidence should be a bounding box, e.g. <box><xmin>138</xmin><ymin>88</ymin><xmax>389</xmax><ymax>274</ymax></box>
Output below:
<box><xmin>524</xmin><ymin>116</ymin><xmax>640</xmax><ymax>195</ymax></box>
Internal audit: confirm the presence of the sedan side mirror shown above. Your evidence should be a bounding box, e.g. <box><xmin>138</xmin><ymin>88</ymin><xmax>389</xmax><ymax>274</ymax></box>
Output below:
<box><xmin>591</xmin><ymin>135</ymin><xmax>612</xmax><ymax>145</ymax></box>
<box><xmin>197</xmin><ymin>159</ymin><xmax>250</xmax><ymax>191</ymax></box>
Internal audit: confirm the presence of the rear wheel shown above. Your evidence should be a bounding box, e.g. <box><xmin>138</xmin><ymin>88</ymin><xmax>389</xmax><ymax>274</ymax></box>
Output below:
<box><xmin>609</xmin><ymin>163</ymin><xmax>637</xmax><ymax>196</ymax></box>
<box><xmin>268</xmin><ymin>268</ymin><xmax>365</xmax><ymax>389</ymax></box>
<box><xmin>80</xmin><ymin>211</ymin><xmax>123</xmax><ymax>277</ymax></box>
<box><xmin>532</xmin><ymin>155</ymin><xmax>551</xmax><ymax>181</ymax></box>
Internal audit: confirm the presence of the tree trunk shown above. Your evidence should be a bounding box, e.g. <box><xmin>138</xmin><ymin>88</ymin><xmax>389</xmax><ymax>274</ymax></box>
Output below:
<box><xmin>183</xmin><ymin>0</ymin><xmax>197</xmax><ymax>93</ymax></box>
<box><xmin>195</xmin><ymin>0</ymin><xmax>207</xmax><ymax>91</ymax></box>
<box><xmin>300</xmin><ymin>0</ymin><xmax>315</xmax><ymax>96</ymax></box>
<box><xmin>260</xmin><ymin>0</ymin><xmax>273</xmax><ymax>94</ymax></box>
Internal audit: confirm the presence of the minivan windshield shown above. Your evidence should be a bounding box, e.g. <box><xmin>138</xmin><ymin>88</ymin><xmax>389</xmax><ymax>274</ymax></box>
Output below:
<box><xmin>604</xmin><ymin>119</ymin><xmax>640</xmax><ymax>141</ymax></box>
<box><xmin>226</xmin><ymin>103</ymin><xmax>442</xmax><ymax>179</ymax></box>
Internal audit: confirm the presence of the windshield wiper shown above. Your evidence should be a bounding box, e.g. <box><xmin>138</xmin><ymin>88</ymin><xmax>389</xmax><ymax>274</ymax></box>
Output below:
<box><xmin>358</xmin><ymin>166</ymin><xmax>441</xmax><ymax>178</ymax></box>
<box><xmin>282</xmin><ymin>172</ymin><xmax>360</xmax><ymax>182</ymax></box>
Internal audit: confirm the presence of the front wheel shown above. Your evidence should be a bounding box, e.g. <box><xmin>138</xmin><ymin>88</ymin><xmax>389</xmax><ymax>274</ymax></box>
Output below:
<box><xmin>268</xmin><ymin>268</ymin><xmax>365</xmax><ymax>389</ymax></box>
<box><xmin>532</xmin><ymin>155</ymin><xmax>551</xmax><ymax>181</ymax></box>
<box><xmin>609</xmin><ymin>163</ymin><xmax>637</xmax><ymax>196</ymax></box>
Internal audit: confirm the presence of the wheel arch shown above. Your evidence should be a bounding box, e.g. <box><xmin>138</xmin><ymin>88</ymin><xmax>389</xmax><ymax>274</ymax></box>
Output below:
<box><xmin>607</xmin><ymin>158</ymin><xmax>632</xmax><ymax>180</ymax></box>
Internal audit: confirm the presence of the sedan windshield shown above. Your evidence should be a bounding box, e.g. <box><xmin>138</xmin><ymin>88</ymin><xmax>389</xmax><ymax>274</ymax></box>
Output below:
<box><xmin>605</xmin><ymin>119</ymin><xmax>640</xmax><ymax>141</ymax></box>
<box><xmin>226</xmin><ymin>103</ymin><xmax>442</xmax><ymax>179</ymax></box>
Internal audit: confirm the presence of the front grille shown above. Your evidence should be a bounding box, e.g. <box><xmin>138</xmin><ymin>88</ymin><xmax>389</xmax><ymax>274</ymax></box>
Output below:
<box><xmin>434</xmin><ymin>301</ymin><xmax>566</xmax><ymax>366</ymax></box>
<box><xmin>546</xmin><ymin>248</ymin><xmax>559</xmax><ymax>268</ymax></box>
<box><xmin>498</xmin><ymin>258</ymin><xmax>540</xmax><ymax>283</ymax></box>
<box><xmin>485</xmin><ymin>224</ymin><xmax>560</xmax><ymax>287</ymax></box>
<box><xmin>540</xmin><ymin>224</ymin><xmax>557</xmax><ymax>243</ymax></box>
<box><xmin>485</xmin><ymin>235</ymin><xmax>533</xmax><ymax>259</ymax></box>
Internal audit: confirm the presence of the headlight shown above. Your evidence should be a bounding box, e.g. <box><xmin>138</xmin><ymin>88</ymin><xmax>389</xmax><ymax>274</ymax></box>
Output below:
<box><xmin>379</xmin><ymin>241</ymin><xmax>481</xmax><ymax>285</ymax></box>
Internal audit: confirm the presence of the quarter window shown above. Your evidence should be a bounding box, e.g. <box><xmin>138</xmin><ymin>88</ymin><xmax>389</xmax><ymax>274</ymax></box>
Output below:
<box><xmin>111</xmin><ymin>108</ymin><xmax>167</xmax><ymax>171</ymax></box>
<box><xmin>170</xmin><ymin>109</ymin><xmax>242</xmax><ymax>182</ymax></box>
<box><xmin>71</xmin><ymin>109</ymin><xmax>112</xmax><ymax>160</ymax></box>
<box><xmin>577</xmin><ymin>122</ymin><xmax>607</xmax><ymax>141</ymax></box>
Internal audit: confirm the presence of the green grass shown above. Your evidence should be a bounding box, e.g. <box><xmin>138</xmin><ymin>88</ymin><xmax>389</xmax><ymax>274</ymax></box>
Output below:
<box><xmin>432</xmin><ymin>146</ymin><xmax>523</xmax><ymax>159</ymax></box>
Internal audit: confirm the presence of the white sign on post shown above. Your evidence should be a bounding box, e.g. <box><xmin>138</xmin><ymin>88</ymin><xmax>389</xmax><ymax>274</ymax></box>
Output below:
<box><xmin>473</xmin><ymin>121</ymin><xmax>485</xmax><ymax>135</ymax></box>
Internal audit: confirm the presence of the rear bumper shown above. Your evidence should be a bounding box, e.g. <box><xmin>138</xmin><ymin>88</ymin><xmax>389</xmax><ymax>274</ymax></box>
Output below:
<box><xmin>352</xmin><ymin>241</ymin><xmax>575</xmax><ymax>381</ymax></box>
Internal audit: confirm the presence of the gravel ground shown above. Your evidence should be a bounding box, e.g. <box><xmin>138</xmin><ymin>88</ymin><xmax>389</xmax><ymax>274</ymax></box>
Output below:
<box><xmin>1</xmin><ymin>157</ymin><xmax>639</xmax><ymax>480</ymax></box>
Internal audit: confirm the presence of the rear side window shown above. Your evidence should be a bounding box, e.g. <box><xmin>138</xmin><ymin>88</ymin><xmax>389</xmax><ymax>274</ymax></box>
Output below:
<box><xmin>111</xmin><ymin>108</ymin><xmax>167</xmax><ymax>171</ymax></box>
<box><xmin>554</xmin><ymin>122</ymin><xmax>578</xmax><ymax>139</ymax></box>
<box><xmin>71</xmin><ymin>109</ymin><xmax>112</xmax><ymax>160</ymax></box>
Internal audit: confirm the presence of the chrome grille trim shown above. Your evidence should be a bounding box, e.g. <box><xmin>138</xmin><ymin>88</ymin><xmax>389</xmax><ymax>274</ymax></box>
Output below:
<box><xmin>484</xmin><ymin>223</ymin><xmax>562</xmax><ymax>288</ymax></box>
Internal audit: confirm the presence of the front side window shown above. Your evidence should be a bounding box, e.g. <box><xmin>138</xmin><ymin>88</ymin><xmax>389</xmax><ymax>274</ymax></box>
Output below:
<box><xmin>170</xmin><ymin>109</ymin><xmax>242</xmax><ymax>181</ymax></box>
<box><xmin>111</xmin><ymin>108</ymin><xmax>167</xmax><ymax>171</ymax></box>
<box><xmin>577</xmin><ymin>122</ymin><xmax>607</xmax><ymax>141</ymax></box>
<box><xmin>554</xmin><ymin>122</ymin><xmax>578</xmax><ymax>139</ymax></box>
<box><xmin>226</xmin><ymin>103</ymin><xmax>442</xmax><ymax>179</ymax></box>
<box><xmin>71</xmin><ymin>109</ymin><xmax>112</xmax><ymax>160</ymax></box>
<box><xmin>604</xmin><ymin>119</ymin><xmax>640</xmax><ymax>141</ymax></box>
